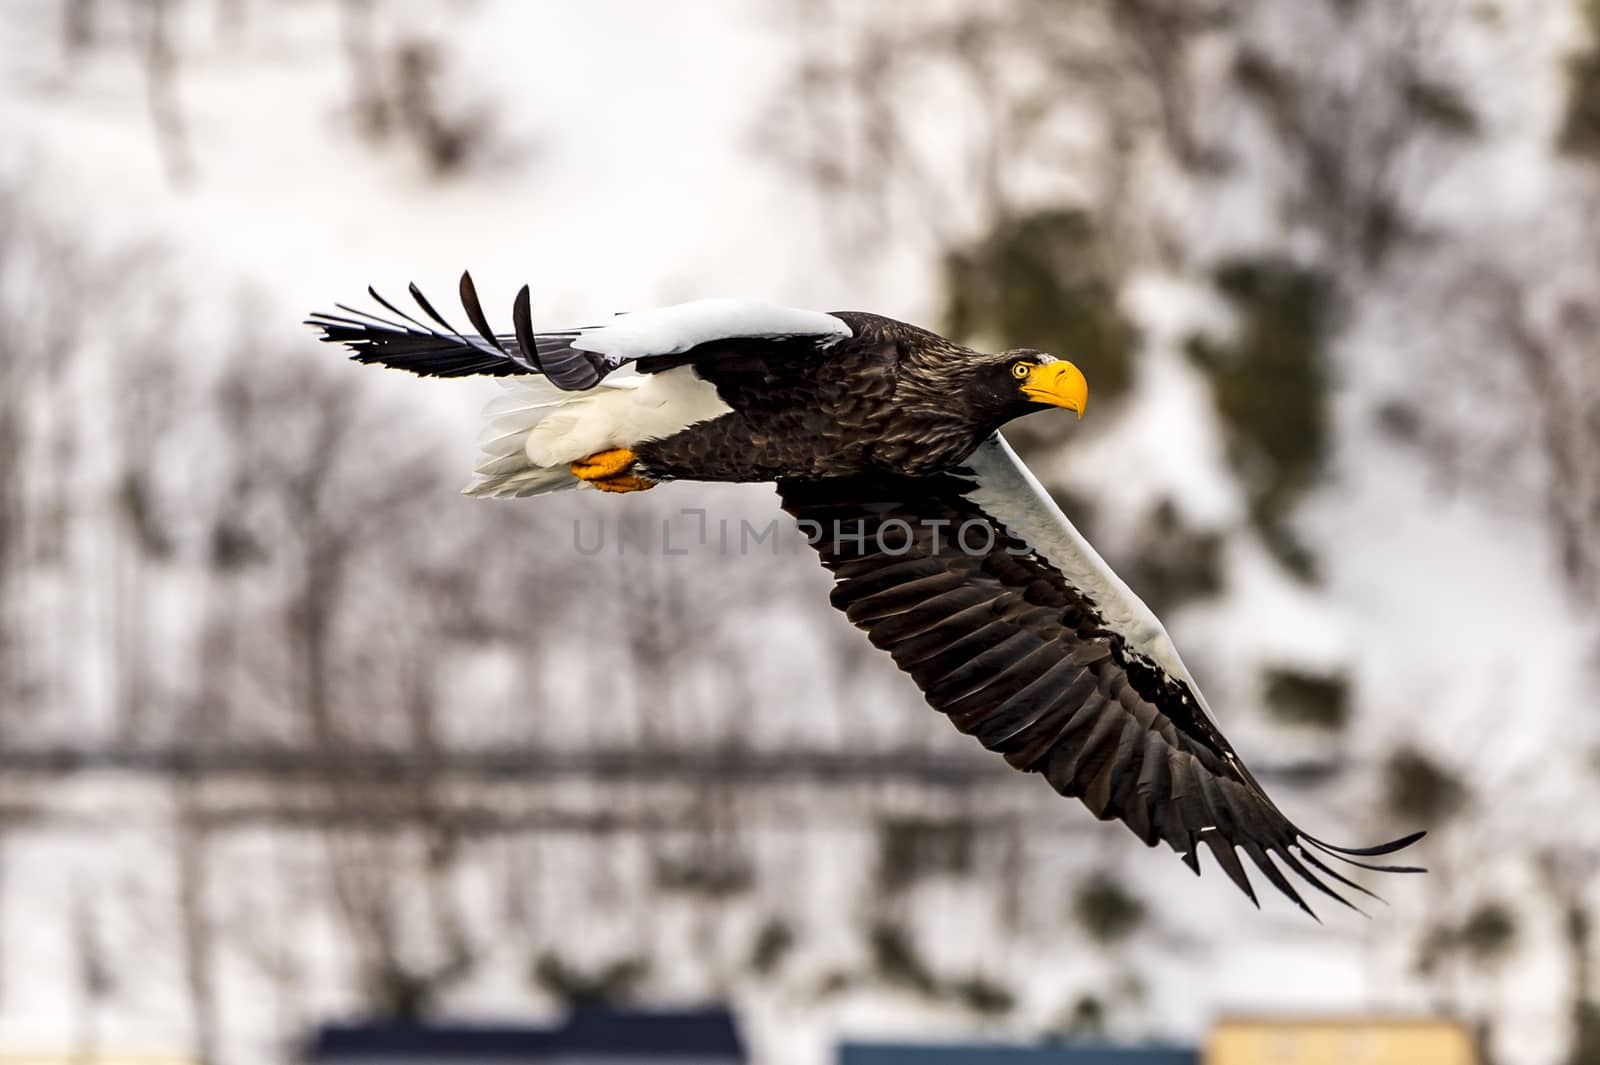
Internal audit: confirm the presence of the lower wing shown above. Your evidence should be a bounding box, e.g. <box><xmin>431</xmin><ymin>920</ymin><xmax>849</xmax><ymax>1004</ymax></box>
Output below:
<box><xmin>778</xmin><ymin>433</ymin><xmax>1423</xmax><ymax>917</ymax></box>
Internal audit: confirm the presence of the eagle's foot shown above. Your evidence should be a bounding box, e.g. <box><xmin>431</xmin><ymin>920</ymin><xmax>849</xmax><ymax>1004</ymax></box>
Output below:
<box><xmin>591</xmin><ymin>474</ymin><xmax>657</xmax><ymax>494</ymax></box>
<box><xmin>571</xmin><ymin>448</ymin><xmax>638</xmax><ymax>481</ymax></box>
<box><xmin>571</xmin><ymin>448</ymin><xmax>656</xmax><ymax>493</ymax></box>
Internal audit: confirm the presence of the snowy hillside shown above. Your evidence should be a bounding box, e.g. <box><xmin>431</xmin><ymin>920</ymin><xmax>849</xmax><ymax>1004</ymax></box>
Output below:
<box><xmin>0</xmin><ymin>2</ymin><xmax>1595</xmax><ymax>1065</ymax></box>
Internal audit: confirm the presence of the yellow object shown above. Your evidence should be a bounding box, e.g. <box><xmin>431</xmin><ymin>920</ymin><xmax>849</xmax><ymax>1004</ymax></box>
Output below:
<box><xmin>1206</xmin><ymin>1016</ymin><xmax>1478</xmax><ymax>1065</ymax></box>
<box><xmin>1021</xmin><ymin>360</ymin><xmax>1088</xmax><ymax>418</ymax></box>
<box><xmin>591</xmin><ymin>474</ymin><xmax>657</xmax><ymax>493</ymax></box>
<box><xmin>571</xmin><ymin>447</ymin><xmax>640</xmax><ymax>481</ymax></box>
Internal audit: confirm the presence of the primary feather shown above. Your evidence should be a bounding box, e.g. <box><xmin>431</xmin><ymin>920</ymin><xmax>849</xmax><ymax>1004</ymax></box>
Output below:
<box><xmin>308</xmin><ymin>273</ymin><xmax>852</xmax><ymax>390</ymax></box>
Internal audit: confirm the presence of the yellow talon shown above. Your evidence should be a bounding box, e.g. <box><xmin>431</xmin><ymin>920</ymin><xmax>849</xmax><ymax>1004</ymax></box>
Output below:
<box><xmin>570</xmin><ymin>448</ymin><xmax>657</xmax><ymax>493</ymax></box>
<box><xmin>591</xmin><ymin>474</ymin><xmax>657</xmax><ymax>494</ymax></box>
<box><xmin>571</xmin><ymin>448</ymin><xmax>638</xmax><ymax>481</ymax></box>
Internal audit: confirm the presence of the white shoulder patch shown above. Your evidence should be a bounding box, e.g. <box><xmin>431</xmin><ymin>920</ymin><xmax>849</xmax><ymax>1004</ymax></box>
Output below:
<box><xmin>568</xmin><ymin>299</ymin><xmax>851</xmax><ymax>361</ymax></box>
<box><xmin>966</xmin><ymin>433</ymin><xmax>1220</xmax><ymax>723</ymax></box>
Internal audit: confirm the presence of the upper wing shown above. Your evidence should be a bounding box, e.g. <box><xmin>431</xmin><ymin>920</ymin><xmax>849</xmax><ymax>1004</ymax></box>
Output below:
<box><xmin>778</xmin><ymin>433</ymin><xmax>1423</xmax><ymax>917</ymax></box>
<box><xmin>308</xmin><ymin>272</ymin><xmax>852</xmax><ymax>390</ymax></box>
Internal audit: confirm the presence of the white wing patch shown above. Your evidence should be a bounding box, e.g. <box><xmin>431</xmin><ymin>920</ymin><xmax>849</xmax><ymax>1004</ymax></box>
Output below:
<box><xmin>966</xmin><ymin>433</ymin><xmax>1221</xmax><ymax>725</ymax></box>
<box><xmin>568</xmin><ymin>299</ymin><xmax>851</xmax><ymax>361</ymax></box>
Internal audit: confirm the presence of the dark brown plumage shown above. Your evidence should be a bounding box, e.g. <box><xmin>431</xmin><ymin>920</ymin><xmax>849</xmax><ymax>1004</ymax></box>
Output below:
<box><xmin>780</xmin><ymin>461</ymin><xmax>1422</xmax><ymax>918</ymax></box>
<box><xmin>309</xmin><ymin>276</ymin><xmax>1075</xmax><ymax>482</ymax></box>
<box><xmin>633</xmin><ymin>314</ymin><xmax>1031</xmax><ymax>481</ymax></box>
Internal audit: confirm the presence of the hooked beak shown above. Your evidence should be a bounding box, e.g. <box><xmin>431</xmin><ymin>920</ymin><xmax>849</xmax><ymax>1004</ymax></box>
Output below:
<box><xmin>1020</xmin><ymin>360</ymin><xmax>1088</xmax><ymax>419</ymax></box>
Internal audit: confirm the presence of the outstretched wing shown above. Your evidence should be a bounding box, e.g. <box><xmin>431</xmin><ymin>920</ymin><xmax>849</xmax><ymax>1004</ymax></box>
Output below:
<box><xmin>778</xmin><ymin>433</ymin><xmax>1423</xmax><ymax>917</ymax></box>
<box><xmin>308</xmin><ymin>272</ymin><xmax>852</xmax><ymax>390</ymax></box>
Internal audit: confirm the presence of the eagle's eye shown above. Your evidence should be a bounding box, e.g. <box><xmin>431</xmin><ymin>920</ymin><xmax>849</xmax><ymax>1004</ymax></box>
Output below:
<box><xmin>1011</xmin><ymin>362</ymin><xmax>1033</xmax><ymax>379</ymax></box>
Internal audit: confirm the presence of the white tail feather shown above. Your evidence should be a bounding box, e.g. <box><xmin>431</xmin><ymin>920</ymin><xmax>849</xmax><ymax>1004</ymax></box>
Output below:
<box><xmin>463</xmin><ymin>465</ymin><xmax>579</xmax><ymax>498</ymax></box>
<box><xmin>462</xmin><ymin>377</ymin><xmax>627</xmax><ymax>499</ymax></box>
<box><xmin>462</xmin><ymin>366</ymin><xmax>731</xmax><ymax>499</ymax></box>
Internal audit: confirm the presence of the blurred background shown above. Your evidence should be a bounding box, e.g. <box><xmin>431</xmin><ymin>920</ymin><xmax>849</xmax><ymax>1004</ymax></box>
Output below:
<box><xmin>0</xmin><ymin>1</ymin><xmax>1597</xmax><ymax>1063</ymax></box>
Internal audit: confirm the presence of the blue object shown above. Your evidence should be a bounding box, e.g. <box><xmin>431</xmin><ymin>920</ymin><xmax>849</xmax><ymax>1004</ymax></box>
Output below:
<box><xmin>837</xmin><ymin>1041</ymin><xmax>1197</xmax><ymax>1065</ymax></box>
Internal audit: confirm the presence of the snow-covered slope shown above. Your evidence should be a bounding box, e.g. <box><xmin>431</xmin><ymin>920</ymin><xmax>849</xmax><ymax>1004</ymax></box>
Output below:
<box><xmin>0</xmin><ymin>3</ymin><xmax>1594</xmax><ymax>1065</ymax></box>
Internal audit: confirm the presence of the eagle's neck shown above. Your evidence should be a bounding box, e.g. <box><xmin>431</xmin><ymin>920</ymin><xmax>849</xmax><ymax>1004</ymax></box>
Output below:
<box><xmin>884</xmin><ymin>346</ymin><xmax>1002</xmax><ymax>474</ymax></box>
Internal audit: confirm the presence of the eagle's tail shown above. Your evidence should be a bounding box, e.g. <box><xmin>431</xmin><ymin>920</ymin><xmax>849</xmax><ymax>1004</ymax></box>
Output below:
<box><xmin>462</xmin><ymin>373</ymin><xmax>653</xmax><ymax>498</ymax></box>
<box><xmin>462</xmin><ymin>377</ymin><xmax>585</xmax><ymax>498</ymax></box>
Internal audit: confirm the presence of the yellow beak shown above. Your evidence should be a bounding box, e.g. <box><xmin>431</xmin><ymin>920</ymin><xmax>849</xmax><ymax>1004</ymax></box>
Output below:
<box><xmin>1021</xmin><ymin>360</ymin><xmax>1088</xmax><ymax>419</ymax></box>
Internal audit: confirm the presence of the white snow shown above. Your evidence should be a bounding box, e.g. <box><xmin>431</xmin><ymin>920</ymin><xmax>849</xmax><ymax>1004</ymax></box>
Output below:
<box><xmin>1054</xmin><ymin>274</ymin><xmax>1245</xmax><ymax>533</ymax></box>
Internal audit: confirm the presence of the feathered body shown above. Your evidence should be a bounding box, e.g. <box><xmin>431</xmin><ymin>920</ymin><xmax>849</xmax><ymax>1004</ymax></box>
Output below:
<box><xmin>631</xmin><ymin>314</ymin><xmax>1019</xmax><ymax>483</ymax></box>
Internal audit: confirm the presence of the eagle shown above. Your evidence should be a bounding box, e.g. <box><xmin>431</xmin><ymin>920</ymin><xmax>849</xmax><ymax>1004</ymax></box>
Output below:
<box><xmin>309</xmin><ymin>274</ymin><xmax>1423</xmax><ymax>917</ymax></box>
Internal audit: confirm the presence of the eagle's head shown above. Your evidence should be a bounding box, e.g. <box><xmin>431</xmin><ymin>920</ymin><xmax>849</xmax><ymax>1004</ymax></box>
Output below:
<box><xmin>963</xmin><ymin>349</ymin><xmax>1088</xmax><ymax>426</ymax></box>
<box><xmin>887</xmin><ymin>336</ymin><xmax>1090</xmax><ymax>470</ymax></box>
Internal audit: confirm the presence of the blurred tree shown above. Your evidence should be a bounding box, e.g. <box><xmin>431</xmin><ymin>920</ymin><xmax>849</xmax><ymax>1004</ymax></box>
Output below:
<box><xmin>388</xmin><ymin>39</ymin><xmax>499</xmax><ymax>176</ymax></box>
<box><xmin>1567</xmin><ymin>896</ymin><xmax>1600</xmax><ymax>1064</ymax></box>
<box><xmin>1538</xmin><ymin>852</ymin><xmax>1600</xmax><ymax>1065</ymax></box>
<box><xmin>943</xmin><ymin>209</ymin><xmax>1138</xmax><ymax>407</ymax></box>
<box><xmin>760</xmin><ymin>0</ymin><xmax>1229</xmax><ymax>264</ymax></box>
<box><xmin>949</xmin><ymin>975</ymin><xmax>1015</xmax><ymax>1016</ymax></box>
<box><xmin>1224</xmin><ymin>5</ymin><xmax>1478</xmax><ymax>274</ymax></box>
<box><xmin>136</xmin><ymin>0</ymin><xmax>194</xmax><ymax>184</ymax></box>
<box><xmin>652</xmin><ymin>833</ymin><xmax>756</xmax><ymax>899</ymax></box>
<box><xmin>1261</xmin><ymin>667</ymin><xmax>1349</xmax><ymax>731</ymax></box>
<box><xmin>70</xmin><ymin>886</ymin><xmax>118</xmax><ymax>1059</ymax></box>
<box><xmin>746</xmin><ymin>914</ymin><xmax>796</xmax><ymax>976</ymax></box>
<box><xmin>1415</xmin><ymin>899</ymin><xmax>1519</xmax><ymax>1013</ymax></box>
<box><xmin>62</xmin><ymin>0</ymin><xmax>95</xmax><ymax>54</ymax></box>
<box><xmin>338</xmin><ymin>0</ymin><xmax>505</xmax><ymax>178</ymax></box>
<box><xmin>1456</xmin><ymin>901</ymin><xmax>1519</xmax><ymax>966</ymax></box>
<box><xmin>877</xmin><ymin>816</ymin><xmax>976</xmax><ymax>893</ymax></box>
<box><xmin>1385</xmin><ymin>745</ymin><xmax>1470</xmax><ymax>825</ymax></box>
<box><xmin>1071</xmin><ymin>870</ymin><xmax>1147</xmax><ymax>945</ymax></box>
<box><xmin>533</xmin><ymin>952</ymin><xmax>652</xmax><ymax>1007</ymax></box>
<box><xmin>1052</xmin><ymin>993</ymin><xmax>1107</xmax><ymax>1037</ymax></box>
<box><xmin>1115</xmin><ymin>499</ymin><xmax>1225</xmax><ymax>618</ymax></box>
<box><xmin>867</xmin><ymin>919</ymin><xmax>939</xmax><ymax>997</ymax></box>
<box><xmin>36</xmin><ymin>0</ymin><xmax>513</xmax><ymax>184</ymax></box>
<box><xmin>1187</xmin><ymin>258</ymin><xmax>1336</xmax><ymax>578</ymax></box>
<box><xmin>1562</xmin><ymin>0</ymin><xmax>1600</xmax><ymax>157</ymax></box>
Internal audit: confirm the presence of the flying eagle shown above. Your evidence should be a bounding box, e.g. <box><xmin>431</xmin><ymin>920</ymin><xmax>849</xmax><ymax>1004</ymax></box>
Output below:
<box><xmin>309</xmin><ymin>275</ymin><xmax>1423</xmax><ymax>917</ymax></box>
